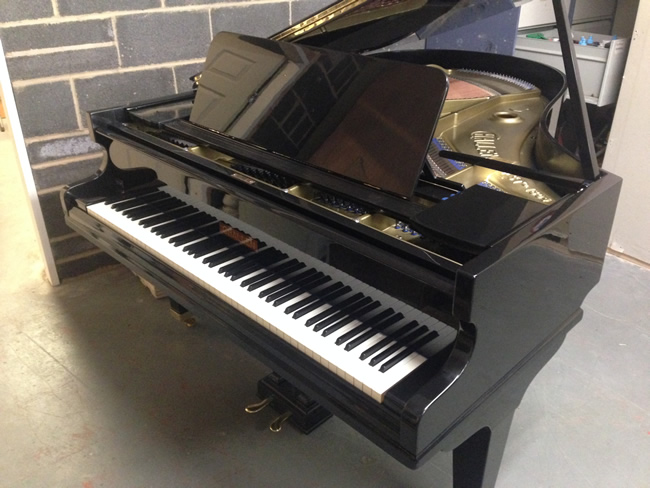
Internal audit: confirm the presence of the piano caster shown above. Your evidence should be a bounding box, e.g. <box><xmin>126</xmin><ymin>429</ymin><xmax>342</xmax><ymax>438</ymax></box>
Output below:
<box><xmin>269</xmin><ymin>411</ymin><xmax>292</xmax><ymax>433</ymax></box>
<box><xmin>246</xmin><ymin>373</ymin><xmax>332</xmax><ymax>434</ymax></box>
<box><xmin>169</xmin><ymin>299</ymin><xmax>196</xmax><ymax>327</ymax></box>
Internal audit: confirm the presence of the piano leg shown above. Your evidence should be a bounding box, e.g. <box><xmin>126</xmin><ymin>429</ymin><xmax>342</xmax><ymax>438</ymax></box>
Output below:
<box><xmin>452</xmin><ymin>412</ymin><xmax>514</xmax><ymax>488</ymax></box>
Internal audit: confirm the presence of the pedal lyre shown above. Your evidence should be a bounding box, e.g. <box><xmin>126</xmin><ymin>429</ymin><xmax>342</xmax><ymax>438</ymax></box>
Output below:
<box><xmin>246</xmin><ymin>373</ymin><xmax>332</xmax><ymax>434</ymax></box>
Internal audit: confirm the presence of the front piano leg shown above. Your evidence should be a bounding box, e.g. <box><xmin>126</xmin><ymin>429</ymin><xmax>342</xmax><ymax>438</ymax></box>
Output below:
<box><xmin>452</xmin><ymin>413</ymin><xmax>515</xmax><ymax>488</ymax></box>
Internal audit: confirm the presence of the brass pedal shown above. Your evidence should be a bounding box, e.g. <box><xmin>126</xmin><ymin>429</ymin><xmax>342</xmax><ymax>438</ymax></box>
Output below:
<box><xmin>245</xmin><ymin>396</ymin><xmax>273</xmax><ymax>414</ymax></box>
<box><xmin>246</xmin><ymin>373</ymin><xmax>332</xmax><ymax>434</ymax></box>
<box><xmin>270</xmin><ymin>411</ymin><xmax>293</xmax><ymax>433</ymax></box>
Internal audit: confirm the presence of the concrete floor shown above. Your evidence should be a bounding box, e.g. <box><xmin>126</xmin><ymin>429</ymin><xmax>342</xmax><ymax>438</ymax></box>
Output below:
<box><xmin>1</xmin><ymin>127</ymin><xmax>649</xmax><ymax>488</ymax></box>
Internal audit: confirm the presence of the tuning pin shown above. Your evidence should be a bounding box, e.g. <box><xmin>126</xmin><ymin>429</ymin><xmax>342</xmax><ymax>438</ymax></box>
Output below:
<box><xmin>269</xmin><ymin>411</ymin><xmax>292</xmax><ymax>432</ymax></box>
<box><xmin>244</xmin><ymin>396</ymin><xmax>273</xmax><ymax>414</ymax></box>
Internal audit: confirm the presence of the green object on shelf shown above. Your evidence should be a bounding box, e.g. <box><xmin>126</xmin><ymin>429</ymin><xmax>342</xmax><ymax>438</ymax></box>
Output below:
<box><xmin>526</xmin><ymin>33</ymin><xmax>547</xmax><ymax>39</ymax></box>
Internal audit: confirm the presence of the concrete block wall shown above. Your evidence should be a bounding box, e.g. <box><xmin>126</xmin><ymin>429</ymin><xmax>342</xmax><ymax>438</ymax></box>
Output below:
<box><xmin>0</xmin><ymin>0</ymin><xmax>330</xmax><ymax>281</ymax></box>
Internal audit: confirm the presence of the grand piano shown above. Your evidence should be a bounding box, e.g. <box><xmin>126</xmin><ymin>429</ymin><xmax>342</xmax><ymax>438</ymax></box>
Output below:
<box><xmin>60</xmin><ymin>1</ymin><xmax>622</xmax><ymax>486</ymax></box>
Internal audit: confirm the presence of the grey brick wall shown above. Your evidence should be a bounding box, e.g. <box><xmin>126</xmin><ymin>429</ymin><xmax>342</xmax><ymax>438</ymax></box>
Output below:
<box><xmin>0</xmin><ymin>0</ymin><xmax>329</xmax><ymax>281</ymax></box>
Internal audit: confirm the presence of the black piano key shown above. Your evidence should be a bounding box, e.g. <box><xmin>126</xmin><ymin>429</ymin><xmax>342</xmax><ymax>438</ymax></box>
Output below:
<box><xmin>312</xmin><ymin>296</ymin><xmax>376</xmax><ymax>334</ymax></box>
<box><xmin>169</xmin><ymin>221</ymin><xmax>222</xmax><ymax>246</ymax></box>
<box><xmin>104</xmin><ymin>186</ymin><xmax>161</xmax><ymax>205</ymax></box>
<box><xmin>203</xmin><ymin>248</ymin><xmax>246</xmax><ymax>268</ymax></box>
<box><xmin>239</xmin><ymin>258</ymin><xmax>298</xmax><ymax>288</ymax></box>
<box><xmin>263</xmin><ymin>269</ymin><xmax>322</xmax><ymax>303</ymax></box>
<box><xmin>152</xmin><ymin>211</ymin><xmax>212</xmax><ymax>237</ymax></box>
<box><xmin>124</xmin><ymin>197</ymin><xmax>184</xmax><ymax>220</ymax></box>
<box><xmin>111</xmin><ymin>190</ymin><xmax>167</xmax><ymax>211</ymax></box>
<box><xmin>343</xmin><ymin>312</ymin><xmax>404</xmax><ymax>351</ymax></box>
<box><xmin>203</xmin><ymin>243</ymin><xmax>255</xmax><ymax>267</ymax></box>
<box><xmin>289</xmin><ymin>283</ymin><xmax>349</xmax><ymax>317</ymax></box>
<box><xmin>408</xmin><ymin>326</ymin><xmax>442</xmax><ymax>358</ymax></box>
<box><xmin>221</xmin><ymin>256</ymin><xmax>260</xmax><ymax>277</ymax></box>
<box><xmin>360</xmin><ymin>320</ymin><xmax>420</xmax><ymax>360</ymax></box>
<box><xmin>273</xmin><ymin>275</ymin><xmax>330</xmax><ymax>307</ymax></box>
<box><xmin>369</xmin><ymin>323</ymin><xmax>426</xmax><ymax>366</ymax></box>
<box><xmin>219</xmin><ymin>247</ymin><xmax>276</xmax><ymax>276</ymax></box>
<box><xmin>184</xmin><ymin>233</ymin><xmax>232</xmax><ymax>257</ymax></box>
<box><xmin>262</xmin><ymin>271</ymin><xmax>318</xmax><ymax>302</ymax></box>
<box><xmin>139</xmin><ymin>205</ymin><xmax>196</xmax><ymax>228</ymax></box>
<box><xmin>218</xmin><ymin>247</ymin><xmax>266</xmax><ymax>274</ymax></box>
<box><xmin>321</xmin><ymin>300</ymin><xmax>381</xmax><ymax>337</ymax></box>
<box><xmin>284</xmin><ymin>282</ymin><xmax>344</xmax><ymax>315</ymax></box>
<box><xmin>379</xmin><ymin>331</ymin><xmax>440</xmax><ymax>373</ymax></box>
<box><xmin>184</xmin><ymin>233</ymin><xmax>229</xmax><ymax>257</ymax></box>
<box><xmin>259</xmin><ymin>268</ymin><xmax>317</xmax><ymax>299</ymax></box>
<box><xmin>358</xmin><ymin>334</ymin><xmax>395</xmax><ymax>361</ymax></box>
<box><xmin>246</xmin><ymin>261</ymin><xmax>305</xmax><ymax>291</ymax></box>
<box><xmin>229</xmin><ymin>250</ymin><xmax>288</xmax><ymax>281</ymax></box>
<box><xmin>304</xmin><ymin>292</ymin><xmax>364</xmax><ymax>327</ymax></box>
<box><xmin>335</xmin><ymin>308</ymin><xmax>395</xmax><ymax>346</ymax></box>
<box><xmin>121</xmin><ymin>195</ymin><xmax>175</xmax><ymax>217</ymax></box>
<box><xmin>311</xmin><ymin>296</ymin><xmax>372</xmax><ymax>332</ymax></box>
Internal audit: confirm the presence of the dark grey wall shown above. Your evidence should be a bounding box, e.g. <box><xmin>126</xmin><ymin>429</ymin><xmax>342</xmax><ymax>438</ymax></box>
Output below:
<box><xmin>0</xmin><ymin>0</ymin><xmax>329</xmax><ymax>281</ymax></box>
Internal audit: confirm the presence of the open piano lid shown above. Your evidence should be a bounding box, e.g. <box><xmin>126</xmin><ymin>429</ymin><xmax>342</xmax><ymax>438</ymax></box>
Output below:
<box><xmin>271</xmin><ymin>0</ymin><xmax>600</xmax><ymax>182</ymax></box>
<box><xmin>189</xmin><ymin>0</ymin><xmax>600</xmax><ymax>201</ymax></box>
<box><xmin>189</xmin><ymin>0</ymin><xmax>526</xmax><ymax>199</ymax></box>
<box><xmin>271</xmin><ymin>0</ymin><xmax>517</xmax><ymax>53</ymax></box>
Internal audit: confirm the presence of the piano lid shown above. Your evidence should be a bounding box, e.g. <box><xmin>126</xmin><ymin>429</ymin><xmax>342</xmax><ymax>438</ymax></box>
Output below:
<box><xmin>269</xmin><ymin>0</ymin><xmax>601</xmax><ymax>181</ymax></box>
<box><xmin>188</xmin><ymin>0</ymin><xmax>599</xmax><ymax>196</ymax></box>
<box><xmin>189</xmin><ymin>32</ymin><xmax>448</xmax><ymax>199</ymax></box>
<box><xmin>271</xmin><ymin>0</ymin><xmax>522</xmax><ymax>53</ymax></box>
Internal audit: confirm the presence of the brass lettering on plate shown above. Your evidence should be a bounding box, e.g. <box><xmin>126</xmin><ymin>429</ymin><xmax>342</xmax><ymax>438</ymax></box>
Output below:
<box><xmin>470</xmin><ymin>130</ymin><xmax>500</xmax><ymax>159</ymax></box>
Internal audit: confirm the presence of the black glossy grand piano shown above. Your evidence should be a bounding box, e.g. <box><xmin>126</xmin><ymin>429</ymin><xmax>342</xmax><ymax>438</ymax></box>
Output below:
<box><xmin>61</xmin><ymin>1</ymin><xmax>622</xmax><ymax>486</ymax></box>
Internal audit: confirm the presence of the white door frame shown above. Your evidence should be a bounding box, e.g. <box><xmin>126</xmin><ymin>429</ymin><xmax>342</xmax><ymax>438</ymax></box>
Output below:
<box><xmin>0</xmin><ymin>40</ymin><xmax>60</xmax><ymax>285</ymax></box>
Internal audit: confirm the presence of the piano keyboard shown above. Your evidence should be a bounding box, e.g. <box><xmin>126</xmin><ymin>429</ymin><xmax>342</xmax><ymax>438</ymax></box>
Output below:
<box><xmin>87</xmin><ymin>186</ymin><xmax>455</xmax><ymax>402</ymax></box>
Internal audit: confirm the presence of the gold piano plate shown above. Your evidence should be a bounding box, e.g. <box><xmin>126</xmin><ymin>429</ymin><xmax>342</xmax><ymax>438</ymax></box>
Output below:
<box><xmin>430</xmin><ymin>68</ymin><xmax>560</xmax><ymax>205</ymax></box>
